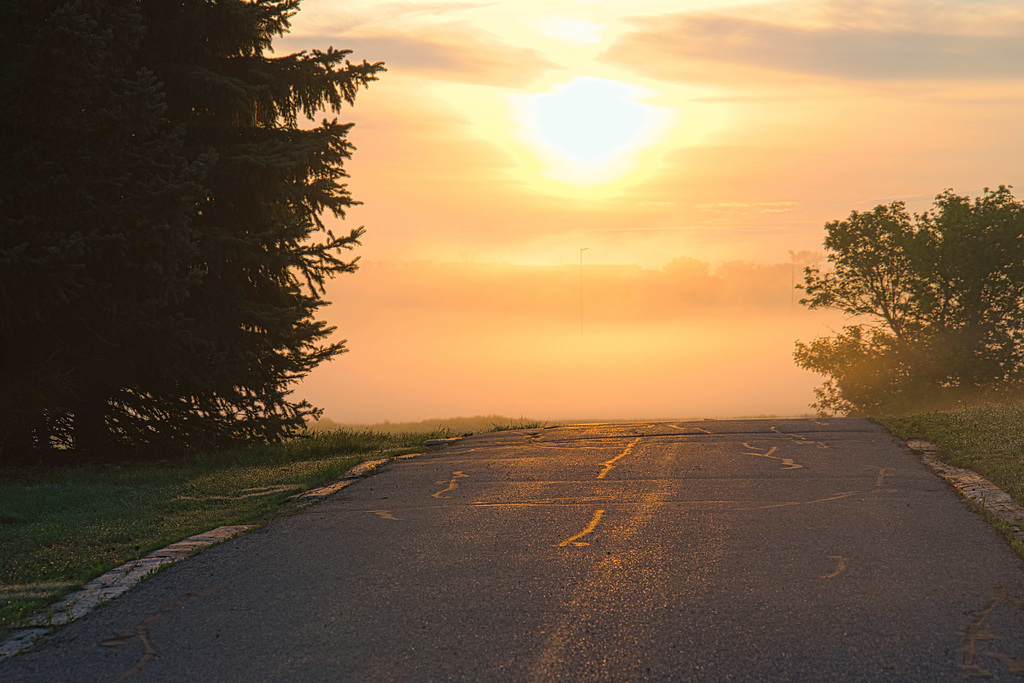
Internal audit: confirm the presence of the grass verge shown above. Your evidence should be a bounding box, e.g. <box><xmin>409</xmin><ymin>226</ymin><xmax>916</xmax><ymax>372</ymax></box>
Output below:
<box><xmin>879</xmin><ymin>402</ymin><xmax>1024</xmax><ymax>561</ymax></box>
<box><xmin>879</xmin><ymin>399</ymin><xmax>1024</xmax><ymax>507</ymax></box>
<box><xmin>0</xmin><ymin>428</ymin><xmax>448</xmax><ymax>634</ymax></box>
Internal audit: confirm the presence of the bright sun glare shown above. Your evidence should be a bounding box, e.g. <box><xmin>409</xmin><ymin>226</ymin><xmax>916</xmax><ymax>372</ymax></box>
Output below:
<box><xmin>515</xmin><ymin>78</ymin><xmax>668</xmax><ymax>188</ymax></box>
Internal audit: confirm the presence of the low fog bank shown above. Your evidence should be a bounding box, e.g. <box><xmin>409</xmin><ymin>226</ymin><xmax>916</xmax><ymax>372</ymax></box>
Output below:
<box><xmin>335</xmin><ymin>255</ymin><xmax>823</xmax><ymax>322</ymax></box>
<box><xmin>295</xmin><ymin>258</ymin><xmax>842</xmax><ymax>423</ymax></box>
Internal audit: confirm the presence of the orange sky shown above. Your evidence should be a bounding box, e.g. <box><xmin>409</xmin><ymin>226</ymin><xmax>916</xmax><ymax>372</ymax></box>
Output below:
<box><xmin>280</xmin><ymin>0</ymin><xmax>1024</xmax><ymax>423</ymax></box>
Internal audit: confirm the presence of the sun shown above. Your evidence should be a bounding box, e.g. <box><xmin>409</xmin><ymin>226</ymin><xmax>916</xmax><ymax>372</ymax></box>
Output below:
<box><xmin>513</xmin><ymin>77</ymin><xmax>669</xmax><ymax>187</ymax></box>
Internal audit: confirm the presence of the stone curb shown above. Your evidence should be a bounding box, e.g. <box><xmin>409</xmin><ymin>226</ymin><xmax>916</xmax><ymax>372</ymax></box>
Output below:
<box><xmin>909</xmin><ymin>440</ymin><xmax>1024</xmax><ymax>542</ymax></box>
<box><xmin>0</xmin><ymin>450</ymin><xmax>434</xmax><ymax>662</ymax></box>
<box><xmin>344</xmin><ymin>457</ymin><xmax>390</xmax><ymax>478</ymax></box>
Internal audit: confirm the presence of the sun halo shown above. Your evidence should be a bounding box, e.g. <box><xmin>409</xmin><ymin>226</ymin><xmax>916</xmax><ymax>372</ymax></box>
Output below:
<box><xmin>512</xmin><ymin>77</ymin><xmax>670</xmax><ymax>189</ymax></box>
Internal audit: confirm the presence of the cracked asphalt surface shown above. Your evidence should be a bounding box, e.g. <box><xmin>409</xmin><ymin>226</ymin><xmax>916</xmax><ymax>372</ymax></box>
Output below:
<box><xmin>5</xmin><ymin>418</ymin><xmax>1024</xmax><ymax>680</ymax></box>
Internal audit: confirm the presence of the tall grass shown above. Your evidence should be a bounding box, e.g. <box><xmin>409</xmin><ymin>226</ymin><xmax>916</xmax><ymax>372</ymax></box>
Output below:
<box><xmin>310</xmin><ymin>414</ymin><xmax>553</xmax><ymax>434</ymax></box>
<box><xmin>490</xmin><ymin>419</ymin><xmax>549</xmax><ymax>431</ymax></box>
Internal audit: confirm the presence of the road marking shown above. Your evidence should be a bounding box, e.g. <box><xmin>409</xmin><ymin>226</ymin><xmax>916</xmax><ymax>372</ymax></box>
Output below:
<box><xmin>822</xmin><ymin>555</ymin><xmax>847</xmax><ymax>579</ymax></box>
<box><xmin>742</xmin><ymin>444</ymin><xmax>802</xmax><ymax>470</ymax></box>
<box><xmin>597</xmin><ymin>438</ymin><xmax>641</xmax><ymax>479</ymax></box>
<box><xmin>369</xmin><ymin>510</ymin><xmax>400</xmax><ymax>520</ymax></box>
<box><xmin>557</xmin><ymin>510</ymin><xmax>605</xmax><ymax>547</ymax></box>
<box><xmin>432</xmin><ymin>471</ymin><xmax>469</xmax><ymax>499</ymax></box>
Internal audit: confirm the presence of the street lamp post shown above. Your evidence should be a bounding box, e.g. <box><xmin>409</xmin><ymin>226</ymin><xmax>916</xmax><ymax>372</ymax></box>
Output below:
<box><xmin>580</xmin><ymin>248</ymin><xmax>589</xmax><ymax>336</ymax></box>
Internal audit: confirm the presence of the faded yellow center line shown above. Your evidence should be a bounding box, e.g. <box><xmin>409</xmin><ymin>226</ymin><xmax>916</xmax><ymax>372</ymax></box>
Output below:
<box><xmin>597</xmin><ymin>438</ymin><xmax>641</xmax><ymax>479</ymax></box>
<box><xmin>432</xmin><ymin>471</ymin><xmax>469</xmax><ymax>499</ymax></box>
<box><xmin>557</xmin><ymin>509</ymin><xmax>605</xmax><ymax>547</ymax></box>
<box><xmin>822</xmin><ymin>555</ymin><xmax>847</xmax><ymax>579</ymax></box>
<box><xmin>368</xmin><ymin>510</ymin><xmax>399</xmax><ymax>520</ymax></box>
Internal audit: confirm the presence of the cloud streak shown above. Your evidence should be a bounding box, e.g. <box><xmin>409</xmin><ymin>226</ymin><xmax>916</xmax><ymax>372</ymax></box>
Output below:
<box><xmin>609</xmin><ymin>10</ymin><xmax>1024</xmax><ymax>84</ymax></box>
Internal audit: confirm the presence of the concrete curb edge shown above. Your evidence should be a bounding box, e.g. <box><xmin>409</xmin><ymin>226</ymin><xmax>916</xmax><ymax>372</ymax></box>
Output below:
<box><xmin>908</xmin><ymin>439</ymin><xmax>1024</xmax><ymax>544</ymax></box>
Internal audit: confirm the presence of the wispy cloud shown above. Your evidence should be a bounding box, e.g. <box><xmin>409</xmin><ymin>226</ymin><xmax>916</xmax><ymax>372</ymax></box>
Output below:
<box><xmin>608</xmin><ymin>3</ymin><xmax>1024</xmax><ymax>84</ymax></box>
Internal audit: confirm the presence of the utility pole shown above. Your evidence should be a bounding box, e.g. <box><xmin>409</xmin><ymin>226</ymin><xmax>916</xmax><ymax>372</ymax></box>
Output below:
<box><xmin>580</xmin><ymin>248</ymin><xmax>589</xmax><ymax>336</ymax></box>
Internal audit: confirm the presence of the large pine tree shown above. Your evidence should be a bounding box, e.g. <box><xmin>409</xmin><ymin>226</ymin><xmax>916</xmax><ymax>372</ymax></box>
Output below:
<box><xmin>0</xmin><ymin>0</ymin><xmax>383</xmax><ymax>461</ymax></box>
<box><xmin>0</xmin><ymin>1</ymin><xmax>204</xmax><ymax>459</ymax></box>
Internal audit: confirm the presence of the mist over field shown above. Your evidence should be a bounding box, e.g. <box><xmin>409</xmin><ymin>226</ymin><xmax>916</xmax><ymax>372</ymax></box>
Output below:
<box><xmin>296</xmin><ymin>257</ymin><xmax>844</xmax><ymax>423</ymax></box>
<box><xmin>270</xmin><ymin>0</ymin><xmax>1024</xmax><ymax>429</ymax></box>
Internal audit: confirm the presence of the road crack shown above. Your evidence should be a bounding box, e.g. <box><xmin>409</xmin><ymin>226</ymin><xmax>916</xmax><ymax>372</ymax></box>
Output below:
<box><xmin>961</xmin><ymin>587</ymin><xmax>1024</xmax><ymax>678</ymax></box>
<box><xmin>598</xmin><ymin>438</ymin><xmax>641</xmax><ymax>479</ymax></box>
<box><xmin>742</xmin><ymin>443</ymin><xmax>802</xmax><ymax>470</ymax></box>
<box><xmin>100</xmin><ymin>587</ymin><xmax>214</xmax><ymax>682</ymax></box>
<box><xmin>432</xmin><ymin>471</ymin><xmax>469</xmax><ymax>499</ymax></box>
<box><xmin>557</xmin><ymin>510</ymin><xmax>605</xmax><ymax>547</ymax></box>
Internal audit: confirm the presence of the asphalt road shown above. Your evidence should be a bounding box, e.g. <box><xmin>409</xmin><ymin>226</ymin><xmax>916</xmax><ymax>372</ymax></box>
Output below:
<box><xmin>6</xmin><ymin>418</ymin><xmax>1024</xmax><ymax>681</ymax></box>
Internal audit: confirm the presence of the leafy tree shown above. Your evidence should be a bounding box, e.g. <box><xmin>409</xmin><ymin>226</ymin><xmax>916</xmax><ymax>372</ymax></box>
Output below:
<box><xmin>0</xmin><ymin>0</ymin><xmax>383</xmax><ymax>462</ymax></box>
<box><xmin>795</xmin><ymin>187</ymin><xmax>1024</xmax><ymax>415</ymax></box>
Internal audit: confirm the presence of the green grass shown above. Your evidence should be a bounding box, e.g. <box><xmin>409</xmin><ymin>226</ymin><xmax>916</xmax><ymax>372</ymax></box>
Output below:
<box><xmin>880</xmin><ymin>399</ymin><xmax>1024</xmax><ymax>506</ymax></box>
<box><xmin>0</xmin><ymin>428</ymin><xmax>448</xmax><ymax>633</ymax></box>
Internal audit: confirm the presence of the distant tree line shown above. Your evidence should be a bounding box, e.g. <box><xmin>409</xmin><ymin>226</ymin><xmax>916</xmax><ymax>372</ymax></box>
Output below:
<box><xmin>795</xmin><ymin>186</ymin><xmax>1024</xmax><ymax>415</ymax></box>
<box><xmin>0</xmin><ymin>0</ymin><xmax>383</xmax><ymax>462</ymax></box>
